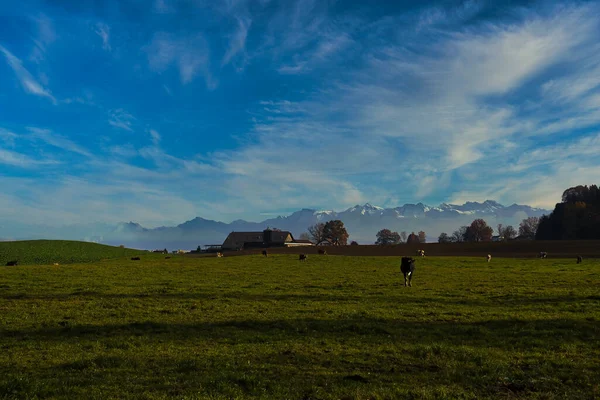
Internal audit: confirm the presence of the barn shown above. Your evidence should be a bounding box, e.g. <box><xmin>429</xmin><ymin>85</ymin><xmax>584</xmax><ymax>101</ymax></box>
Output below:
<box><xmin>221</xmin><ymin>228</ymin><xmax>313</xmax><ymax>251</ymax></box>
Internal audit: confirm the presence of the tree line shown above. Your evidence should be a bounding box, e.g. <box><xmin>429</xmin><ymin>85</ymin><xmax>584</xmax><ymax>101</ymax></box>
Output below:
<box><xmin>437</xmin><ymin>217</ymin><xmax>539</xmax><ymax>243</ymax></box>
<box><xmin>302</xmin><ymin>185</ymin><xmax>598</xmax><ymax>245</ymax></box>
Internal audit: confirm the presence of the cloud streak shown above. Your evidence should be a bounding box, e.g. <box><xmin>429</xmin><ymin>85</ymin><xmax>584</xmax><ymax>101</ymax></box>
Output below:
<box><xmin>145</xmin><ymin>32</ymin><xmax>216</xmax><ymax>88</ymax></box>
<box><xmin>95</xmin><ymin>22</ymin><xmax>111</xmax><ymax>51</ymax></box>
<box><xmin>0</xmin><ymin>45</ymin><xmax>57</xmax><ymax>104</ymax></box>
<box><xmin>108</xmin><ymin>109</ymin><xmax>135</xmax><ymax>131</ymax></box>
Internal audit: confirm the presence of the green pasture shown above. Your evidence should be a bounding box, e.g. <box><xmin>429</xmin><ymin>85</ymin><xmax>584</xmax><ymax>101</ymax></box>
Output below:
<box><xmin>0</xmin><ymin>240</ymin><xmax>146</xmax><ymax>266</ymax></box>
<box><xmin>1</xmin><ymin>251</ymin><xmax>599</xmax><ymax>399</ymax></box>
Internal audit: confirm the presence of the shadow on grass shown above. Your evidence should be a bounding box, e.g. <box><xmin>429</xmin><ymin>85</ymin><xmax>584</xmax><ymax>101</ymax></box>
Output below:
<box><xmin>2</xmin><ymin>291</ymin><xmax>599</xmax><ymax>307</ymax></box>
<box><xmin>2</xmin><ymin>317</ymin><xmax>597</xmax><ymax>351</ymax></box>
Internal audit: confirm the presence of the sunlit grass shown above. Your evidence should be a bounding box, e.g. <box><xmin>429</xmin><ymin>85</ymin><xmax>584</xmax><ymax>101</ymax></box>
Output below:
<box><xmin>0</xmin><ymin>240</ymin><xmax>146</xmax><ymax>266</ymax></box>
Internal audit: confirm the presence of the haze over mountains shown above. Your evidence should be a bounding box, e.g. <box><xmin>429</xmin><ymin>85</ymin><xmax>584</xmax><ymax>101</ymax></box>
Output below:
<box><xmin>5</xmin><ymin>200</ymin><xmax>548</xmax><ymax>250</ymax></box>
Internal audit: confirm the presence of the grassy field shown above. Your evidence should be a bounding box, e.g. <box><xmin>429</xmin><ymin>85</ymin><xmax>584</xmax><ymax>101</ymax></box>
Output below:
<box><xmin>1</xmin><ymin>253</ymin><xmax>599</xmax><ymax>399</ymax></box>
<box><xmin>0</xmin><ymin>240</ymin><xmax>147</xmax><ymax>266</ymax></box>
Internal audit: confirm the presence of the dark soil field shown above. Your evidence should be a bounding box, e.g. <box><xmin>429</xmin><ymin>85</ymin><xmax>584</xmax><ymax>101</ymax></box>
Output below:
<box><xmin>1</xmin><ymin>242</ymin><xmax>599</xmax><ymax>399</ymax></box>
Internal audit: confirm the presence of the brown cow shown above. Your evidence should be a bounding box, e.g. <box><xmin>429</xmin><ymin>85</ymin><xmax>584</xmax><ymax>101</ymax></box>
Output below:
<box><xmin>318</xmin><ymin>249</ymin><xmax>327</xmax><ymax>255</ymax></box>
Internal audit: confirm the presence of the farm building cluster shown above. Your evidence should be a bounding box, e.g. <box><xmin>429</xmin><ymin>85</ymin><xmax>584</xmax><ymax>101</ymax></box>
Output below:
<box><xmin>203</xmin><ymin>228</ymin><xmax>313</xmax><ymax>252</ymax></box>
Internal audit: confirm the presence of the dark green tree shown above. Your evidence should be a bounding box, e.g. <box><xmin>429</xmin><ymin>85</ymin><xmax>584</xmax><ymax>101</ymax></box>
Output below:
<box><xmin>438</xmin><ymin>232</ymin><xmax>452</xmax><ymax>243</ymax></box>
<box><xmin>375</xmin><ymin>229</ymin><xmax>401</xmax><ymax>245</ymax></box>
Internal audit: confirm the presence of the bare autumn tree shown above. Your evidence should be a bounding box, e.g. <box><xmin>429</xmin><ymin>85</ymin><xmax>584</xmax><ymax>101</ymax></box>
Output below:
<box><xmin>400</xmin><ymin>231</ymin><xmax>408</xmax><ymax>243</ymax></box>
<box><xmin>322</xmin><ymin>220</ymin><xmax>349</xmax><ymax>245</ymax></box>
<box><xmin>375</xmin><ymin>229</ymin><xmax>401</xmax><ymax>245</ymax></box>
<box><xmin>519</xmin><ymin>217</ymin><xmax>540</xmax><ymax>239</ymax></box>
<box><xmin>503</xmin><ymin>225</ymin><xmax>517</xmax><ymax>240</ymax></box>
<box><xmin>497</xmin><ymin>224</ymin><xmax>516</xmax><ymax>241</ymax></box>
<box><xmin>452</xmin><ymin>226</ymin><xmax>468</xmax><ymax>242</ymax></box>
<box><xmin>464</xmin><ymin>219</ymin><xmax>493</xmax><ymax>242</ymax></box>
<box><xmin>418</xmin><ymin>231</ymin><xmax>427</xmax><ymax>243</ymax></box>
<box><xmin>307</xmin><ymin>223</ymin><xmax>326</xmax><ymax>245</ymax></box>
<box><xmin>299</xmin><ymin>232</ymin><xmax>310</xmax><ymax>241</ymax></box>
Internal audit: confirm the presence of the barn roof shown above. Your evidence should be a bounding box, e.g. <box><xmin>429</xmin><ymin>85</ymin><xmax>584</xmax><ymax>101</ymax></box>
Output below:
<box><xmin>225</xmin><ymin>231</ymin><xmax>264</xmax><ymax>243</ymax></box>
<box><xmin>223</xmin><ymin>230</ymin><xmax>295</xmax><ymax>244</ymax></box>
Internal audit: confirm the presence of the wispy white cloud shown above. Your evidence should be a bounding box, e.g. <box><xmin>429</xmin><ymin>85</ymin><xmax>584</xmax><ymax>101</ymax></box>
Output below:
<box><xmin>0</xmin><ymin>128</ymin><xmax>18</xmax><ymax>147</ymax></box>
<box><xmin>0</xmin><ymin>45</ymin><xmax>57</xmax><ymax>104</ymax></box>
<box><xmin>29</xmin><ymin>13</ymin><xmax>56</xmax><ymax>63</ymax></box>
<box><xmin>94</xmin><ymin>22</ymin><xmax>111</xmax><ymax>51</ymax></box>
<box><xmin>26</xmin><ymin>127</ymin><xmax>92</xmax><ymax>157</ymax></box>
<box><xmin>0</xmin><ymin>148</ymin><xmax>59</xmax><ymax>168</ymax></box>
<box><xmin>145</xmin><ymin>32</ymin><xmax>217</xmax><ymax>88</ymax></box>
<box><xmin>265</xmin><ymin>0</ymin><xmax>357</xmax><ymax>74</ymax></box>
<box><xmin>149</xmin><ymin>129</ymin><xmax>161</xmax><ymax>146</ymax></box>
<box><xmin>108</xmin><ymin>109</ymin><xmax>135</xmax><ymax>131</ymax></box>
<box><xmin>222</xmin><ymin>16</ymin><xmax>251</xmax><ymax>67</ymax></box>
<box><xmin>213</xmin><ymin>2</ymin><xmax>600</xmax><ymax>211</ymax></box>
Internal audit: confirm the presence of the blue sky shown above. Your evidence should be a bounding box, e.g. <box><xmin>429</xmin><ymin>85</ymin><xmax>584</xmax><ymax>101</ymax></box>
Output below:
<box><xmin>1</xmin><ymin>0</ymin><xmax>600</xmax><ymax>229</ymax></box>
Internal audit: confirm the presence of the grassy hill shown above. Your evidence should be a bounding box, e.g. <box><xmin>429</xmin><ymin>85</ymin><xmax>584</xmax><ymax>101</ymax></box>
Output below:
<box><xmin>0</xmin><ymin>240</ymin><xmax>147</xmax><ymax>265</ymax></box>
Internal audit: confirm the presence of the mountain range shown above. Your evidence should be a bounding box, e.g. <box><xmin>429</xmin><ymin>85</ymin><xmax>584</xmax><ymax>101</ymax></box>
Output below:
<box><xmin>5</xmin><ymin>200</ymin><xmax>548</xmax><ymax>250</ymax></box>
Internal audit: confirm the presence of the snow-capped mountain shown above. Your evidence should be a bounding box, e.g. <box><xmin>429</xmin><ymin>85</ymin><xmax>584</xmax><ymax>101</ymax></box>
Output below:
<box><xmin>8</xmin><ymin>200</ymin><xmax>548</xmax><ymax>249</ymax></box>
<box><xmin>90</xmin><ymin>200</ymin><xmax>549</xmax><ymax>249</ymax></box>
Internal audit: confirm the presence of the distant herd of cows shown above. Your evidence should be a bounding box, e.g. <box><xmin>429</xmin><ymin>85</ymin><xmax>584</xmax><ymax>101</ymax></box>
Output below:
<box><xmin>4</xmin><ymin>250</ymin><xmax>586</xmax><ymax>271</ymax></box>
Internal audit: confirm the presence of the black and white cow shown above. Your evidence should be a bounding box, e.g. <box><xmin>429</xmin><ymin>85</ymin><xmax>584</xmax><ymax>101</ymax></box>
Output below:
<box><xmin>400</xmin><ymin>257</ymin><xmax>416</xmax><ymax>287</ymax></box>
<box><xmin>539</xmin><ymin>252</ymin><xmax>548</xmax><ymax>259</ymax></box>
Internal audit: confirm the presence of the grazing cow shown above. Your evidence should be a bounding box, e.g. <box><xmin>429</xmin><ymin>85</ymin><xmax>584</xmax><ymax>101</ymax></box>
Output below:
<box><xmin>400</xmin><ymin>257</ymin><xmax>416</xmax><ymax>287</ymax></box>
<box><xmin>53</xmin><ymin>263</ymin><xmax>59</xmax><ymax>266</ymax></box>
<box><xmin>216</xmin><ymin>252</ymin><xmax>223</xmax><ymax>258</ymax></box>
<box><xmin>539</xmin><ymin>252</ymin><xmax>548</xmax><ymax>259</ymax></box>
<box><xmin>318</xmin><ymin>249</ymin><xmax>327</xmax><ymax>255</ymax></box>
<box><xmin>486</xmin><ymin>254</ymin><xmax>492</xmax><ymax>263</ymax></box>
<box><xmin>262</xmin><ymin>250</ymin><xmax>268</xmax><ymax>257</ymax></box>
<box><xmin>576</xmin><ymin>255</ymin><xmax>583</xmax><ymax>264</ymax></box>
<box><xmin>5</xmin><ymin>260</ymin><xmax>18</xmax><ymax>266</ymax></box>
<box><xmin>416</xmin><ymin>249</ymin><xmax>425</xmax><ymax>257</ymax></box>
<box><xmin>299</xmin><ymin>254</ymin><xmax>307</xmax><ymax>262</ymax></box>
<box><xmin>131</xmin><ymin>257</ymin><xmax>141</xmax><ymax>261</ymax></box>
<box><xmin>165</xmin><ymin>256</ymin><xmax>171</xmax><ymax>259</ymax></box>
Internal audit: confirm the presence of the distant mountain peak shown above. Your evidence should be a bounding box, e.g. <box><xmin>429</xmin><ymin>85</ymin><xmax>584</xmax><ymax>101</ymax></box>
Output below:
<box><xmin>102</xmin><ymin>199</ymin><xmax>549</xmax><ymax>249</ymax></box>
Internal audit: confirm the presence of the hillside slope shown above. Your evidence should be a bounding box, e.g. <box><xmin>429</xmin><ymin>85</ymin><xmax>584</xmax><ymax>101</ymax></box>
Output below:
<box><xmin>0</xmin><ymin>240</ymin><xmax>146</xmax><ymax>265</ymax></box>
